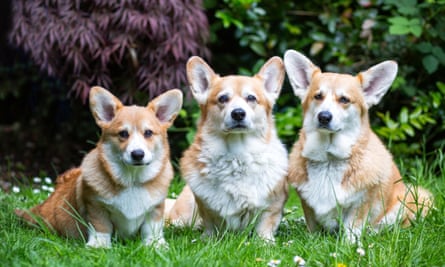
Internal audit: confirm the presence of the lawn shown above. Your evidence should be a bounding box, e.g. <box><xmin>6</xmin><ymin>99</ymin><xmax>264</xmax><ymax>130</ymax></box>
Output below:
<box><xmin>1</xmin><ymin>153</ymin><xmax>444</xmax><ymax>267</ymax></box>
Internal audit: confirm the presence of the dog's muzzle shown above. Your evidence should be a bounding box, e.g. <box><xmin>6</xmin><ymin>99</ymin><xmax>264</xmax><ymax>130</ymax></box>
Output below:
<box><xmin>129</xmin><ymin>149</ymin><xmax>149</xmax><ymax>165</ymax></box>
<box><xmin>225</xmin><ymin>108</ymin><xmax>248</xmax><ymax>131</ymax></box>
<box><xmin>317</xmin><ymin>111</ymin><xmax>335</xmax><ymax>131</ymax></box>
<box><xmin>231</xmin><ymin>108</ymin><xmax>246</xmax><ymax>122</ymax></box>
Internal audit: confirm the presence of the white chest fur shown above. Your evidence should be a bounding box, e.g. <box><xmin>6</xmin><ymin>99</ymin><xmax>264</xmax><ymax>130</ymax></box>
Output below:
<box><xmin>298</xmin><ymin>159</ymin><xmax>365</xmax><ymax>230</ymax></box>
<box><xmin>189</xmin><ymin>134</ymin><xmax>288</xmax><ymax>230</ymax></box>
<box><xmin>98</xmin><ymin>186</ymin><xmax>163</xmax><ymax>237</ymax></box>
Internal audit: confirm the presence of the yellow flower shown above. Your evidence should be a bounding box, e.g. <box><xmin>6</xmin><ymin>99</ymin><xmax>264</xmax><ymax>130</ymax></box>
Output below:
<box><xmin>337</xmin><ymin>263</ymin><xmax>347</xmax><ymax>267</ymax></box>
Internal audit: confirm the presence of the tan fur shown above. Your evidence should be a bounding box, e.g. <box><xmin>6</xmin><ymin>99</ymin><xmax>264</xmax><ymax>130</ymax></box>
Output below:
<box><xmin>167</xmin><ymin>56</ymin><xmax>288</xmax><ymax>241</ymax></box>
<box><xmin>16</xmin><ymin>86</ymin><xmax>182</xmax><ymax>247</ymax></box>
<box><xmin>284</xmin><ymin>50</ymin><xmax>433</xmax><ymax>242</ymax></box>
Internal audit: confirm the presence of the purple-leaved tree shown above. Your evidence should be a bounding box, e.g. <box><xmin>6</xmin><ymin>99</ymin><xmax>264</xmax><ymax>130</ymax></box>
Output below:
<box><xmin>9</xmin><ymin>0</ymin><xmax>209</xmax><ymax>103</ymax></box>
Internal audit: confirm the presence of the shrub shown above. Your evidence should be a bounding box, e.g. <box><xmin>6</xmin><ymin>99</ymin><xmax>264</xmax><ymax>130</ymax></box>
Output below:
<box><xmin>204</xmin><ymin>0</ymin><xmax>445</xmax><ymax>155</ymax></box>
<box><xmin>9</xmin><ymin>0</ymin><xmax>209</xmax><ymax>103</ymax></box>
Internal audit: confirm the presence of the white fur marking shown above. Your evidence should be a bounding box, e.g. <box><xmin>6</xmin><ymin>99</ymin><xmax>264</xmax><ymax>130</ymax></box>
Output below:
<box><xmin>299</xmin><ymin>160</ymin><xmax>365</xmax><ymax>231</ymax></box>
<box><xmin>189</xmin><ymin>134</ymin><xmax>288</xmax><ymax>231</ymax></box>
<box><xmin>86</xmin><ymin>231</ymin><xmax>112</xmax><ymax>248</ymax></box>
<box><xmin>98</xmin><ymin>187</ymin><xmax>164</xmax><ymax>237</ymax></box>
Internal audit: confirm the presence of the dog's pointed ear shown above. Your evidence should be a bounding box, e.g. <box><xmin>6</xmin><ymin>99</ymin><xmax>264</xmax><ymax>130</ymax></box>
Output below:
<box><xmin>358</xmin><ymin>61</ymin><xmax>398</xmax><ymax>107</ymax></box>
<box><xmin>148</xmin><ymin>89</ymin><xmax>183</xmax><ymax>127</ymax></box>
<box><xmin>256</xmin><ymin>56</ymin><xmax>285</xmax><ymax>103</ymax></box>
<box><xmin>186</xmin><ymin>56</ymin><xmax>216</xmax><ymax>105</ymax></box>
<box><xmin>89</xmin><ymin>86</ymin><xmax>123</xmax><ymax>127</ymax></box>
<box><xmin>284</xmin><ymin>50</ymin><xmax>320</xmax><ymax>101</ymax></box>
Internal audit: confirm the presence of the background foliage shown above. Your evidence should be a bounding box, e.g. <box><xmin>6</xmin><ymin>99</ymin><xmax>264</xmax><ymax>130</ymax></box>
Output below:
<box><xmin>9</xmin><ymin>0</ymin><xmax>209</xmax><ymax>103</ymax></box>
<box><xmin>202</xmin><ymin>0</ymin><xmax>445</xmax><ymax>155</ymax></box>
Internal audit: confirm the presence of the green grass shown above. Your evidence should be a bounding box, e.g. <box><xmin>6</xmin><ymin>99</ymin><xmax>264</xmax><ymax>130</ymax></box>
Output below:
<box><xmin>1</xmin><ymin>154</ymin><xmax>444</xmax><ymax>267</ymax></box>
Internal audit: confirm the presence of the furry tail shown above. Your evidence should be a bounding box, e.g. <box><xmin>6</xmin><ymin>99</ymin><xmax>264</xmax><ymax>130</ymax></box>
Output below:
<box><xmin>401</xmin><ymin>185</ymin><xmax>434</xmax><ymax>226</ymax></box>
<box><xmin>164</xmin><ymin>185</ymin><xmax>201</xmax><ymax>227</ymax></box>
<box><xmin>15</xmin><ymin>208</ymin><xmax>37</xmax><ymax>224</ymax></box>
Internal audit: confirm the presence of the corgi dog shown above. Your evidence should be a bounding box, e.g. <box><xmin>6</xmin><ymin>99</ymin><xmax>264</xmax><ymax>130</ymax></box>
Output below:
<box><xmin>283</xmin><ymin>50</ymin><xmax>433</xmax><ymax>242</ymax></box>
<box><xmin>15</xmin><ymin>86</ymin><xmax>182</xmax><ymax>248</ymax></box>
<box><xmin>166</xmin><ymin>56</ymin><xmax>289</xmax><ymax>242</ymax></box>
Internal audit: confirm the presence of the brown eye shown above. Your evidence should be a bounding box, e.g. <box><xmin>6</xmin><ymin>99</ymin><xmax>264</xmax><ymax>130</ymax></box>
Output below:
<box><xmin>218</xmin><ymin>94</ymin><xmax>229</xmax><ymax>103</ymax></box>
<box><xmin>246</xmin><ymin>95</ymin><xmax>257</xmax><ymax>102</ymax></box>
<box><xmin>339</xmin><ymin>96</ymin><xmax>350</xmax><ymax>104</ymax></box>
<box><xmin>144</xmin><ymin>129</ymin><xmax>153</xmax><ymax>138</ymax></box>
<box><xmin>118</xmin><ymin>130</ymin><xmax>129</xmax><ymax>139</ymax></box>
<box><xmin>314</xmin><ymin>93</ymin><xmax>323</xmax><ymax>100</ymax></box>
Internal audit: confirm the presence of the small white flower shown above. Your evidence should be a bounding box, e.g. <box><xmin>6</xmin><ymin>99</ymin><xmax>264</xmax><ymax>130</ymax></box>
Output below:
<box><xmin>293</xmin><ymin>256</ymin><xmax>306</xmax><ymax>266</ymax></box>
<box><xmin>329</xmin><ymin>252</ymin><xmax>338</xmax><ymax>258</ymax></box>
<box><xmin>267</xmin><ymin>259</ymin><xmax>281</xmax><ymax>267</ymax></box>
<box><xmin>356</xmin><ymin>247</ymin><xmax>365</xmax><ymax>257</ymax></box>
<box><xmin>191</xmin><ymin>239</ymin><xmax>197</xmax><ymax>243</ymax></box>
<box><xmin>42</xmin><ymin>185</ymin><xmax>49</xmax><ymax>191</ymax></box>
<box><xmin>33</xmin><ymin>177</ymin><xmax>42</xmax><ymax>183</ymax></box>
<box><xmin>282</xmin><ymin>240</ymin><xmax>294</xmax><ymax>246</ymax></box>
<box><xmin>46</xmin><ymin>187</ymin><xmax>54</xmax><ymax>193</ymax></box>
<box><xmin>296</xmin><ymin>216</ymin><xmax>306</xmax><ymax>223</ymax></box>
<box><xmin>44</xmin><ymin>177</ymin><xmax>52</xmax><ymax>184</ymax></box>
<box><xmin>12</xmin><ymin>186</ymin><xmax>20</xmax><ymax>193</ymax></box>
<box><xmin>32</xmin><ymin>188</ymin><xmax>41</xmax><ymax>194</ymax></box>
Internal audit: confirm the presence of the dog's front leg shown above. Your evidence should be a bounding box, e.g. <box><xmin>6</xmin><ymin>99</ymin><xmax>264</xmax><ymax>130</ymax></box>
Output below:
<box><xmin>343</xmin><ymin>208</ymin><xmax>367</xmax><ymax>244</ymax></box>
<box><xmin>141</xmin><ymin>204</ymin><xmax>168</xmax><ymax>248</ymax></box>
<box><xmin>85</xmin><ymin>205</ymin><xmax>113</xmax><ymax>248</ymax></box>
<box><xmin>255</xmin><ymin>209</ymin><xmax>281</xmax><ymax>243</ymax></box>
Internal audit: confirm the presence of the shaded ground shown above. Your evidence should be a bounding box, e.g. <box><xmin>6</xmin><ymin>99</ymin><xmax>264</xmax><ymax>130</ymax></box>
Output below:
<box><xmin>0</xmin><ymin>93</ymin><xmax>96</xmax><ymax>192</ymax></box>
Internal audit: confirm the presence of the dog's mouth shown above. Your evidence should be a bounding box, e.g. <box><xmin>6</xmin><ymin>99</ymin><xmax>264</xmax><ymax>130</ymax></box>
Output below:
<box><xmin>317</xmin><ymin>124</ymin><xmax>341</xmax><ymax>133</ymax></box>
<box><xmin>122</xmin><ymin>159</ymin><xmax>151</xmax><ymax>166</ymax></box>
<box><xmin>224</xmin><ymin>123</ymin><xmax>249</xmax><ymax>132</ymax></box>
<box><xmin>131</xmin><ymin>162</ymin><xmax>150</xmax><ymax>166</ymax></box>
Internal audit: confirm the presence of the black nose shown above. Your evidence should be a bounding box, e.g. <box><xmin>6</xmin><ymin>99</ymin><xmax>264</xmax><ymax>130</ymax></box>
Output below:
<box><xmin>231</xmin><ymin>108</ymin><xmax>246</xmax><ymax>121</ymax></box>
<box><xmin>131</xmin><ymin>149</ymin><xmax>145</xmax><ymax>161</ymax></box>
<box><xmin>318</xmin><ymin>111</ymin><xmax>333</xmax><ymax>125</ymax></box>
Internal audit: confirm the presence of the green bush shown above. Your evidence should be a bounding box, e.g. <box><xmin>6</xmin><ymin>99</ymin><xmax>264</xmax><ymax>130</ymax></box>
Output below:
<box><xmin>202</xmin><ymin>0</ymin><xmax>445</xmax><ymax>156</ymax></box>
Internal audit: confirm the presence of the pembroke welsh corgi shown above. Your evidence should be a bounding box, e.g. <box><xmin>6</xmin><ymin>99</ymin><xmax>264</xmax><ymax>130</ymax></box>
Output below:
<box><xmin>166</xmin><ymin>56</ymin><xmax>289</xmax><ymax>242</ymax></box>
<box><xmin>284</xmin><ymin>50</ymin><xmax>433</xmax><ymax>242</ymax></box>
<box><xmin>16</xmin><ymin>86</ymin><xmax>182</xmax><ymax>248</ymax></box>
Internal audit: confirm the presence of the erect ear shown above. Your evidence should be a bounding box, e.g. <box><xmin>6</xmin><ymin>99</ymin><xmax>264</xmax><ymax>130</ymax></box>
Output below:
<box><xmin>255</xmin><ymin>56</ymin><xmax>285</xmax><ymax>103</ymax></box>
<box><xmin>358</xmin><ymin>61</ymin><xmax>398</xmax><ymax>107</ymax></box>
<box><xmin>89</xmin><ymin>86</ymin><xmax>123</xmax><ymax>127</ymax></box>
<box><xmin>148</xmin><ymin>89</ymin><xmax>183</xmax><ymax>127</ymax></box>
<box><xmin>283</xmin><ymin>50</ymin><xmax>320</xmax><ymax>101</ymax></box>
<box><xmin>186</xmin><ymin>56</ymin><xmax>217</xmax><ymax>105</ymax></box>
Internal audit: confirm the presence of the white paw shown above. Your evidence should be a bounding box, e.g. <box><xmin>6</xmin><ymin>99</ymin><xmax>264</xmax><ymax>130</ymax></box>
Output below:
<box><xmin>86</xmin><ymin>232</ymin><xmax>111</xmax><ymax>248</ymax></box>
<box><xmin>259</xmin><ymin>232</ymin><xmax>276</xmax><ymax>244</ymax></box>
<box><xmin>144</xmin><ymin>237</ymin><xmax>169</xmax><ymax>249</ymax></box>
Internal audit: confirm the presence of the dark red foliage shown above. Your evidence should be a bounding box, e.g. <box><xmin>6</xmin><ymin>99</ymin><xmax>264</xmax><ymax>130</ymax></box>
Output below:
<box><xmin>9</xmin><ymin>0</ymin><xmax>209</xmax><ymax>103</ymax></box>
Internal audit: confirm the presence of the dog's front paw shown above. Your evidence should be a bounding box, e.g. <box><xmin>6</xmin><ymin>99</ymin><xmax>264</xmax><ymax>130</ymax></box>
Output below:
<box><xmin>344</xmin><ymin>227</ymin><xmax>362</xmax><ymax>246</ymax></box>
<box><xmin>144</xmin><ymin>237</ymin><xmax>169</xmax><ymax>249</ymax></box>
<box><xmin>86</xmin><ymin>232</ymin><xmax>112</xmax><ymax>248</ymax></box>
<box><xmin>258</xmin><ymin>232</ymin><xmax>276</xmax><ymax>244</ymax></box>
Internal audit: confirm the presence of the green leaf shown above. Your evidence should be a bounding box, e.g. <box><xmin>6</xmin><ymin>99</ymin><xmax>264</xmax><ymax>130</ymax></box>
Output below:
<box><xmin>432</xmin><ymin>46</ymin><xmax>445</xmax><ymax>64</ymax></box>
<box><xmin>389</xmin><ymin>24</ymin><xmax>411</xmax><ymax>35</ymax></box>
<box><xmin>416</xmin><ymin>42</ymin><xmax>433</xmax><ymax>53</ymax></box>
<box><xmin>410</xmin><ymin>24</ymin><xmax>422</xmax><ymax>37</ymax></box>
<box><xmin>399</xmin><ymin>107</ymin><xmax>409</xmax><ymax>123</ymax></box>
<box><xmin>403</xmin><ymin>124</ymin><xmax>415</xmax><ymax>136</ymax></box>
<box><xmin>436</xmin><ymin>81</ymin><xmax>445</xmax><ymax>94</ymax></box>
<box><xmin>399</xmin><ymin>6</ymin><xmax>418</xmax><ymax>15</ymax></box>
<box><xmin>422</xmin><ymin>55</ymin><xmax>439</xmax><ymax>74</ymax></box>
<box><xmin>388</xmin><ymin>16</ymin><xmax>410</xmax><ymax>25</ymax></box>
